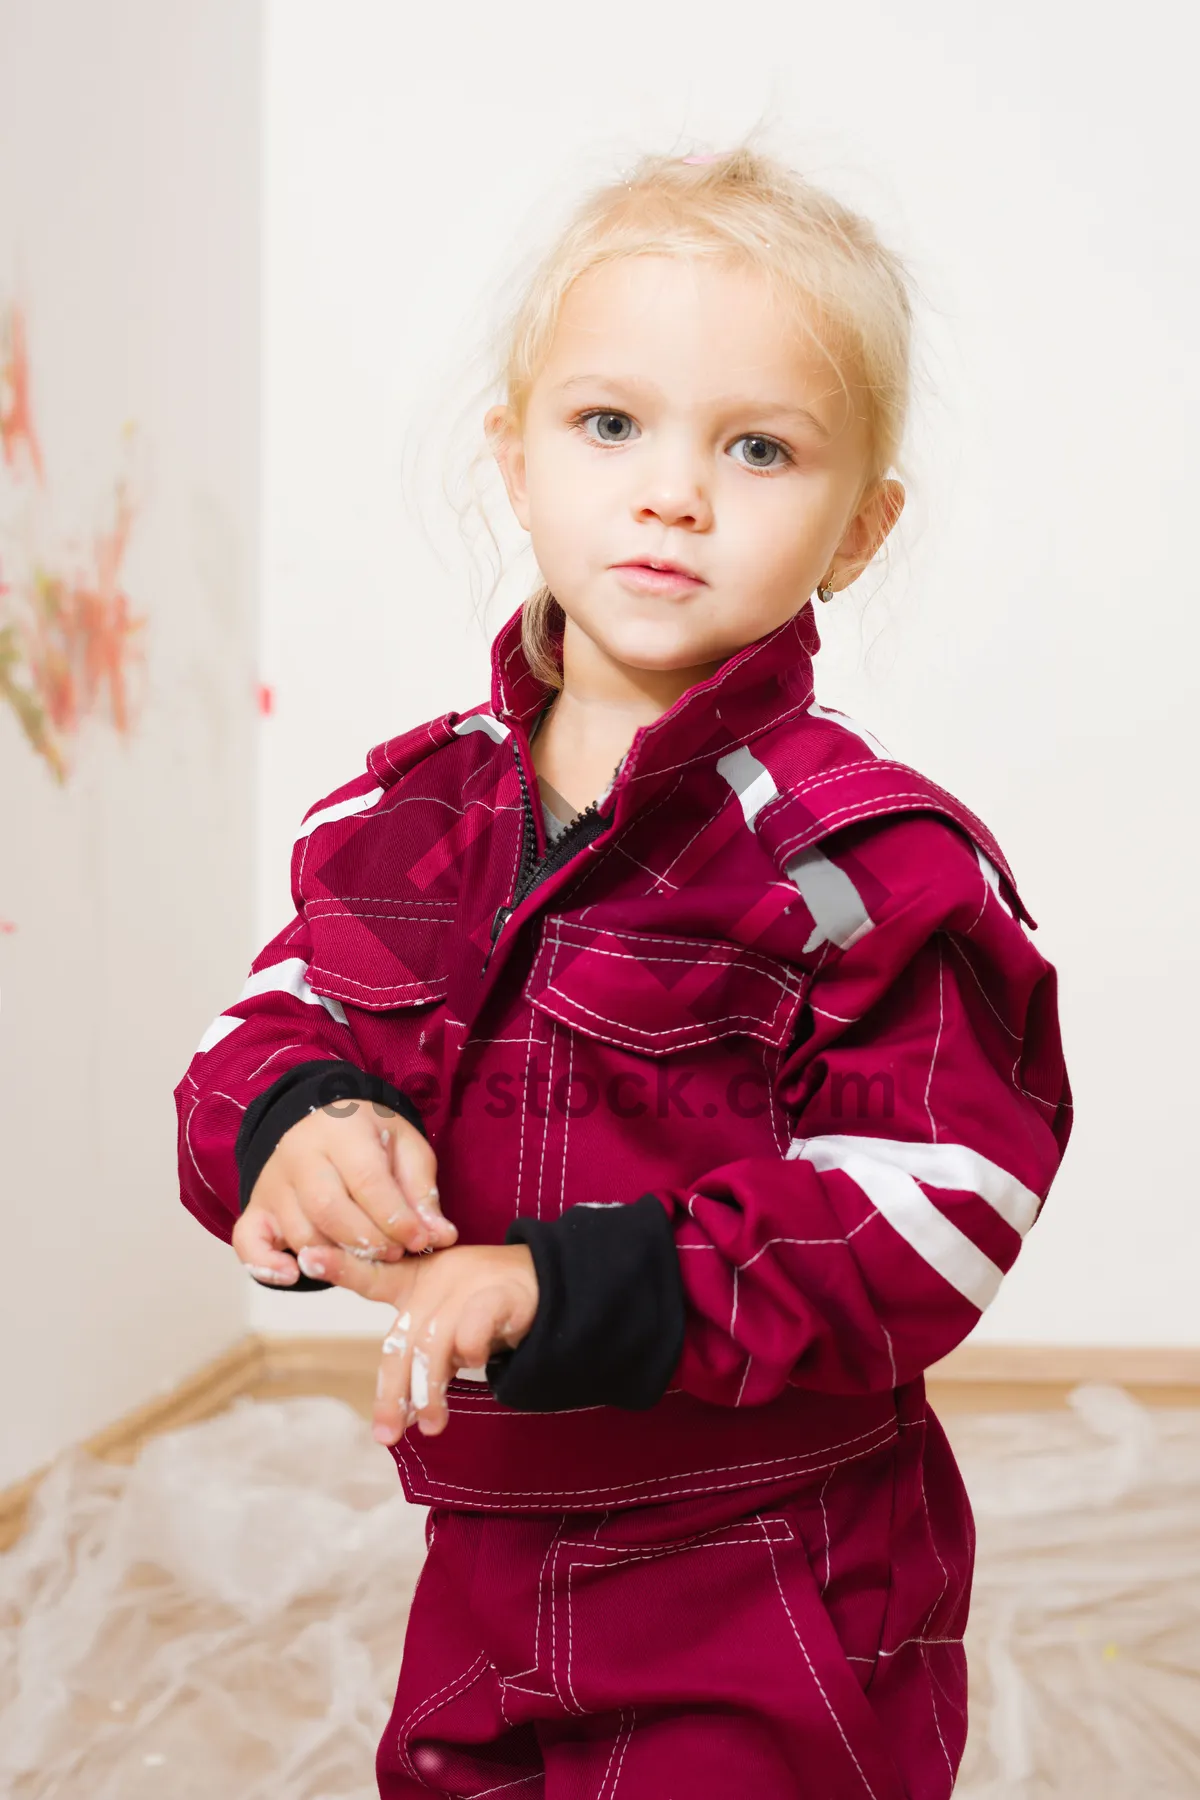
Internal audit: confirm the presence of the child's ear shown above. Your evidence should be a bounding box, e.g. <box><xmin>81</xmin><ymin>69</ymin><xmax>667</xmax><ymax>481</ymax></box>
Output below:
<box><xmin>484</xmin><ymin>403</ymin><xmax>531</xmax><ymax>532</ymax></box>
<box><xmin>832</xmin><ymin>477</ymin><xmax>905</xmax><ymax>587</ymax></box>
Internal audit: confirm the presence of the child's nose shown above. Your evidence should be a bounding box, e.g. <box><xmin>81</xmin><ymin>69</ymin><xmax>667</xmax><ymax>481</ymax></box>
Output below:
<box><xmin>632</xmin><ymin>446</ymin><xmax>714</xmax><ymax>531</ymax></box>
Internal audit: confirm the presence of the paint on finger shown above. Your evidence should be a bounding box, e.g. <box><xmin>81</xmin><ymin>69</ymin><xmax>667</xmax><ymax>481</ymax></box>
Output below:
<box><xmin>411</xmin><ymin>1347</ymin><xmax>430</xmax><ymax>1411</ymax></box>
<box><xmin>245</xmin><ymin>1264</ymin><xmax>298</xmax><ymax>1286</ymax></box>
<box><xmin>381</xmin><ymin>1310</ymin><xmax>411</xmax><ymax>1356</ymax></box>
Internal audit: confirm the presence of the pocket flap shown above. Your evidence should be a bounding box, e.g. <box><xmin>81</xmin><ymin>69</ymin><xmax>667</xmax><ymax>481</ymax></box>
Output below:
<box><xmin>304</xmin><ymin>896</ymin><xmax>455</xmax><ymax>1011</ymax></box>
<box><xmin>525</xmin><ymin>917</ymin><xmax>806</xmax><ymax>1056</ymax></box>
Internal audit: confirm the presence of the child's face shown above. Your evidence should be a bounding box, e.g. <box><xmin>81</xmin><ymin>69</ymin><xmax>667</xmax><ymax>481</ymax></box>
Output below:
<box><xmin>489</xmin><ymin>254</ymin><xmax>903</xmax><ymax>684</ymax></box>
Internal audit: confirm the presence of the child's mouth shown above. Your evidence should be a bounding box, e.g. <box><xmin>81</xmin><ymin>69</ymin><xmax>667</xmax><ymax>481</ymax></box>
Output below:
<box><xmin>610</xmin><ymin>561</ymin><xmax>706</xmax><ymax>594</ymax></box>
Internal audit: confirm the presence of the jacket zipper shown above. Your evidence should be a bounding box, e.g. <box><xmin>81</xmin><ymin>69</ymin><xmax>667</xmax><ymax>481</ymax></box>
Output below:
<box><xmin>480</xmin><ymin>735</ymin><xmax>612</xmax><ymax>978</ymax></box>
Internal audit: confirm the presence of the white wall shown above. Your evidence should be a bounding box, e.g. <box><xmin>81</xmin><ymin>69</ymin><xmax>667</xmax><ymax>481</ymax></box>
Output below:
<box><xmin>251</xmin><ymin>0</ymin><xmax>1198</xmax><ymax>1345</ymax></box>
<box><xmin>0</xmin><ymin>0</ymin><xmax>261</xmax><ymax>1486</ymax></box>
<box><xmin>3</xmin><ymin>3</ymin><xmax>1188</xmax><ymax>1454</ymax></box>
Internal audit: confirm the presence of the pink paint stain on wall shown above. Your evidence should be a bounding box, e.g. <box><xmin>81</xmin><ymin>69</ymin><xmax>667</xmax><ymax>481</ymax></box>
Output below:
<box><xmin>0</xmin><ymin>303</ymin><xmax>45</xmax><ymax>485</ymax></box>
<box><xmin>0</xmin><ymin>303</ymin><xmax>149</xmax><ymax>784</ymax></box>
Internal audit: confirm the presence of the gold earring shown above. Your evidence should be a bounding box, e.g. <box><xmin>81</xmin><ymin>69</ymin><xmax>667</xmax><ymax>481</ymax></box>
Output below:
<box><xmin>817</xmin><ymin>577</ymin><xmax>836</xmax><ymax>603</ymax></box>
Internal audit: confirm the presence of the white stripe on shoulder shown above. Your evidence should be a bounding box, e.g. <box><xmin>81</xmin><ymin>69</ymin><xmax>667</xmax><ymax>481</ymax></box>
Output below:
<box><xmin>193</xmin><ymin>957</ymin><xmax>348</xmax><ymax>1056</ymax></box>
<box><xmin>296</xmin><ymin>786</ymin><xmax>387</xmax><ymax>841</ymax></box>
<box><xmin>716</xmin><ymin>744</ymin><xmax>780</xmax><ymax>826</ymax></box>
<box><xmin>806</xmin><ymin>701</ymin><xmax>891</xmax><ymax>760</ymax></box>
<box><xmin>453</xmin><ymin>712</ymin><xmax>511</xmax><ymax>743</ymax></box>
<box><xmin>973</xmin><ymin>842</ymin><xmax>1027</xmax><ymax>931</ymax></box>
<box><xmin>783</xmin><ymin>848</ymin><xmax>874</xmax><ymax>954</ymax></box>
<box><xmin>785</xmin><ymin>1132</ymin><xmax>1034</xmax><ymax>1309</ymax></box>
<box><xmin>716</xmin><ymin>746</ymin><xmax>875</xmax><ymax>954</ymax></box>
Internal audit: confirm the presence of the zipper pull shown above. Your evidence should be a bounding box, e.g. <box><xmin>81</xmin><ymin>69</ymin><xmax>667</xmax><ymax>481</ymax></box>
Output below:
<box><xmin>480</xmin><ymin>903</ymin><xmax>513</xmax><ymax>979</ymax></box>
<box><xmin>490</xmin><ymin>903</ymin><xmax>513</xmax><ymax>944</ymax></box>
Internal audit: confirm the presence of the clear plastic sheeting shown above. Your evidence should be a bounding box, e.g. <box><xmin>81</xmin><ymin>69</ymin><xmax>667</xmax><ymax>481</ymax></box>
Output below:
<box><xmin>0</xmin><ymin>1397</ymin><xmax>425</xmax><ymax>1800</ymax></box>
<box><xmin>0</xmin><ymin>1385</ymin><xmax>1197</xmax><ymax>1798</ymax></box>
<box><xmin>949</xmin><ymin>1384</ymin><xmax>1200</xmax><ymax>1797</ymax></box>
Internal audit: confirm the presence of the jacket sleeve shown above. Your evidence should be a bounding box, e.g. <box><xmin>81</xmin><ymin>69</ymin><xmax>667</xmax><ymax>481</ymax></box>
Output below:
<box><xmin>173</xmin><ymin>779</ymin><xmax>428</xmax><ymax>1281</ymax></box>
<box><xmin>488</xmin><ymin>811</ymin><xmax>1073</xmax><ymax>1410</ymax></box>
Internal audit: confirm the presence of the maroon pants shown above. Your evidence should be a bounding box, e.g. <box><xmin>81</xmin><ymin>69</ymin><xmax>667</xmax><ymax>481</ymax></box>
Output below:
<box><xmin>376</xmin><ymin>1410</ymin><xmax>972</xmax><ymax>1799</ymax></box>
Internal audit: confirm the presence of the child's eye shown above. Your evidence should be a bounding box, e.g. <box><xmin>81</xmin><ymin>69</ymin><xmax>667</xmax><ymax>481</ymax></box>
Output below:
<box><xmin>729</xmin><ymin>434</ymin><xmax>793</xmax><ymax>472</ymax></box>
<box><xmin>574</xmin><ymin>410</ymin><xmax>639</xmax><ymax>445</ymax></box>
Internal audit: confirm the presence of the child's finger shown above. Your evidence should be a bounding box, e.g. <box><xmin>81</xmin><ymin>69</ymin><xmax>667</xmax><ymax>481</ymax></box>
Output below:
<box><xmin>323</xmin><ymin>1128</ymin><xmax>439</xmax><ymax>1255</ymax></box>
<box><xmin>232</xmin><ymin>1206</ymin><xmax>300</xmax><ymax>1286</ymax></box>
<box><xmin>294</xmin><ymin>1153</ymin><xmax>416</xmax><ymax>1259</ymax></box>
<box><xmin>377</xmin><ymin>1115</ymin><xmax>457</xmax><ymax>1248</ymax></box>
<box><xmin>409</xmin><ymin>1316</ymin><xmax>454</xmax><ymax>1437</ymax></box>
<box><xmin>373</xmin><ymin>1307</ymin><xmax>417</xmax><ymax>1446</ymax></box>
<box><xmin>455</xmin><ymin>1286</ymin><xmax>514</xmax><ymax>1368</ymax></box>
<box><xmin>296</xmin><ymin>1241</ymin><xmax>417</xmax><ymax>1306</ymax></box>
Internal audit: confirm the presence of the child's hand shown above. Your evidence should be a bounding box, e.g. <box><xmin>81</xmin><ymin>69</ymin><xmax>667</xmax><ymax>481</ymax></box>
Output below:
<box><xmin>232</xmin><ymin>1098</ymin><xmax>457</xmax><ymax>1287</ymax></box>
<box><xmin>294</xmin><ymin>1241</ymin><xmax>539</xmax><ymax>1442</ymax></box>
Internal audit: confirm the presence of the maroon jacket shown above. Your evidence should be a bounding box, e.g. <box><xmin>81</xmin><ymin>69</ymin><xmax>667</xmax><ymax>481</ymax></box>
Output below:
<box><xmin>175</xmin><ymin>599</ymin><xmax>1072</xmax><ymax>1512</ymax></box>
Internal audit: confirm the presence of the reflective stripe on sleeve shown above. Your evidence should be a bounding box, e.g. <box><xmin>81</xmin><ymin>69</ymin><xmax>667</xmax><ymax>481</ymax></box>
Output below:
<box><xmin>784</xmin><ymin>1133</ymin><xmax>1035</xmax><ymax>1309</ymax></box>
<box><xmin>194</xmin><ymin>956</ymin><xmax>348</xmax><ymax>1056</ymax></box>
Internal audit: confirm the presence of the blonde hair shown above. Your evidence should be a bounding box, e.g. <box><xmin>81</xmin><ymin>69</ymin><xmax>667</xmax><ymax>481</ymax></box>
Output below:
<box><xmin>488</xmin><ymin>144</ymin><xmax>917</xmax><ymax>692</ymax></box>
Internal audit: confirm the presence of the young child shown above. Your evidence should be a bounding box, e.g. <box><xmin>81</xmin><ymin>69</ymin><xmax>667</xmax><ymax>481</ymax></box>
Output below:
<box><xmin>175</xmin><ymin>146</ymin><xmax>1072</xmax><ymax>1799</ymax></box>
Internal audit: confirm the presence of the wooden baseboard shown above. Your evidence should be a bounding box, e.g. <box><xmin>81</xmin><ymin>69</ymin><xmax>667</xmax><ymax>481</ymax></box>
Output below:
<box><xmin>257</xmin><ymin>1336</ymin><xmax>1200</xmax><ymax>1394</ymax></box>
<box><xmin>0</xmin><ymin>1336</ymin><xmax>266</xmax><ymax>1553</ymax></box>
<box><xmin>927</xmin><ymin>1341</ymin><xmax>1200</xmax><ymax>1387</ymax></box>
<box><xmin>4</xmin><ymin>1335</ymin><xmax>1198</xmax><ymax>1552</ymax></box>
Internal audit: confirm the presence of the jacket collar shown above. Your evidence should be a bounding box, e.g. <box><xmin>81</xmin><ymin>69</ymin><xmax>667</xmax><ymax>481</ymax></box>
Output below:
<box><xmin>490</xmin><ymin>597</ymin><xmax>821</xmax><ymax>827</ymax></box>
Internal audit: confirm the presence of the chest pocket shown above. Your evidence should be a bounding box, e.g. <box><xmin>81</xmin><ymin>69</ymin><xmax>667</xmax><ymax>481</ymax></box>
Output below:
<box><xmin>296</xmin><ymin>795</ymin><xmax>458</xmax><ymax>1012</ymax></box>
<box><xmin>303</xmin><ymin>895</ymin><xmax>456</xmax><ymax>1011</ymax></box>
<box><xmin>523</xmin><ymin>915</ymin><xmax>807</xmax><ymax>1056</ymax></box>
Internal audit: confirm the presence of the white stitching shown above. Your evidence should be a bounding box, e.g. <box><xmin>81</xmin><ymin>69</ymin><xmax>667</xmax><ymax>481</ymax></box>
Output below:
<box><xmin>473</xmin><ymin>1773</ymin><xmax>543</xmax><ymax>1797</ymax></box>
<box><xmin>398</xmin><ymin>1418</ymin><xmax>898</xmax><ymax>1505</ymax></box>
<box><xmin>555</xmin><ymin>1026</ymin><xmax>574</xmax><ymax>1219</ymax></box>
<box><xmin>603</xmin><ymin>1708</ymin><xmax>636</xmax><ymax>1798</ymax></box>
<box><xmin>541</xmin><ymin>921</ymin><xmax>805</xmax><ymax>988</ymax></box>
<box><xmin>395</xmin><ymin>1651</ymin><xmax>489</xmax><ymax>1779</ymax></box>
<box><xmin>530</xmin><ymin>983</ymin><xmax>798</xmax><ymax>1046</ymax></box>
<box><xmin>596</xmin><ymin>1709</ymin><xmax>628</xmax><ymax>1797</ymax></box>
<box><xmin>534</xmin><ymin>1003</ymin><xmax>557</xmax><ymax>1220</ymax></box>
<box><xmin>734</xmin><ymin>1220</ymin><xmax>874</xmax><ymax>1271</ymax></box>
<box><xmin>759</xmin><ymin>760</ymin><xmax>1011</xmax><ymax>876</ymax></box>
<box><xmin>512</xmin><ymin>1006</ymin><xmax>540</xmax><ymax>1220</ymax></box>
<box><xmin>924</xmin><ymin>937</ymin><xmax>946</xmax><ymax>1144</ymax></box>
<box><xmin>756</xmin><ymin>1517</ymin><xmax>881</xmax><ymax>1799</ymax></box>
<box><xmin>245</xmin><ymin>1042</ymin><xmax>318</xmax><ymax>1082</ymax></box>
<box><xmin>305</xmin><ymin>965</ymin><xmax>449</xmax><ymax>999</ymax></box>
<box><xmin>817</xmin><ymin>1470</ymin><xmax>834</xmax><ymax>1594</ymax></box>
<box><xmin>306</xmin><ymin>896</ymin><xmax>457</xmax><ymax>911</ymax></box>
<box><xmin>876</xmin><ymin>1634</ymin><xmax>964</xmax><ymax>1657</ymax></box>
<box><xmin>576</xmin><ymin>770</ymin><xmax>689</xmax><ymax>896</ymax></box>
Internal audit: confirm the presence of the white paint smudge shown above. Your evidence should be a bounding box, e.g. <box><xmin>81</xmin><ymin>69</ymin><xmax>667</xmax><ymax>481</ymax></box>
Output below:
<box><xmin>411</xmin><ymin>1349</ymin><xmax>430</xmax><ymax>1411</ymax></box>
<box><xmin>245</xmin><ymin>1265</ymin><xmax>295</xmax><ymax>1285</ymax></box>
<box><xmin>382</xmin><ymin>1308</ymin><xmax>410</xmax><ymax>1356</ymax></box>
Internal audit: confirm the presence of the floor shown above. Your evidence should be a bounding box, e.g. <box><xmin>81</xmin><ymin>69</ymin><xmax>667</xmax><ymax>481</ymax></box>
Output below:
<box><xmin>1</xmin><ymin>1379</ymin><xmax>1197</xmax><ymax>1798</ymax></box>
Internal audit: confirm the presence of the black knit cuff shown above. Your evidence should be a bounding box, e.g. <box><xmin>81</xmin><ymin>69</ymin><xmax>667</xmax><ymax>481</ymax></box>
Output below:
<box><xmin>485</xmin><ymin>1194</ymin><xmax>685</xmax><ymax>1411</ymax></box>
<box><xmin>234</xmin><ymin>1059</ymin><xmax>429</xmax><ymax>1291</ymax></box>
